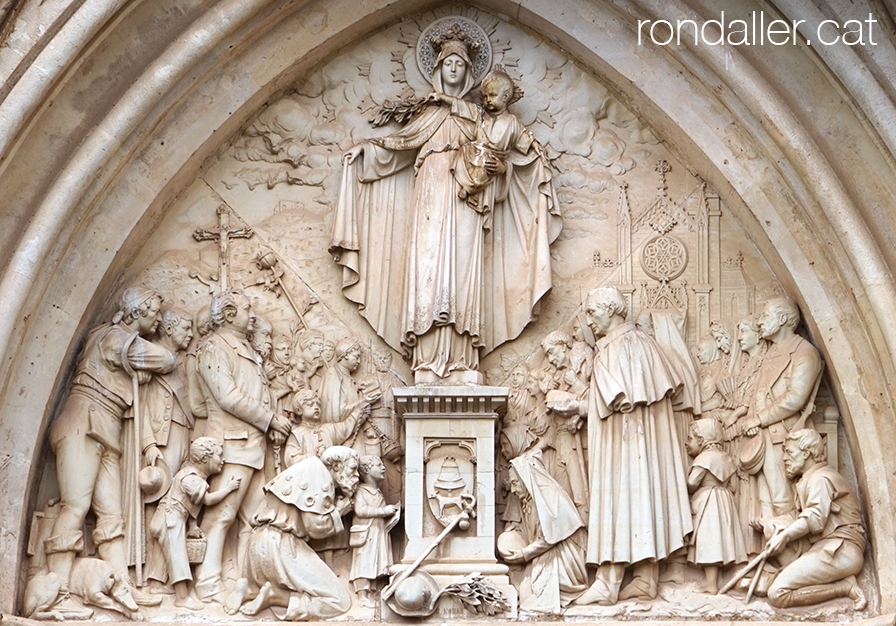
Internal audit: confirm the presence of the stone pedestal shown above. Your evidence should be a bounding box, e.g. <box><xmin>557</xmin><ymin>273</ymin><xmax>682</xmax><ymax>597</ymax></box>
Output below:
<box><xmin>392</xmin><ymin>385</ymin><xmax>517</xmax><ymax>617</ymax></box>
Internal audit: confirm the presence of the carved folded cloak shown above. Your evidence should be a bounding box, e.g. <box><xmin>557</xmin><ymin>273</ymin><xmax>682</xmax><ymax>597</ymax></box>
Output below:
<box><xmin>586</xmin><ymin>322</ymin><xmax>692</xmax><ymax>565</ymax></box>
<box><xmin>648</xmin><ymin>309</ymin><xmax>701</xmax><ymax>414</ymax></box>
<box><xmin>330</xmin><ymin>101</ymin><xmax>560</xmax><ymax>356</ymax></box>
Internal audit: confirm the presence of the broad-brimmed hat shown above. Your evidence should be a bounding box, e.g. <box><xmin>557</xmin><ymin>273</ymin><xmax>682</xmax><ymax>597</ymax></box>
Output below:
<box><xmin>738</xmin><ymin>433</ymin><xmax>766</xmax><ymax>475</ymax></box>
<box><xmin>139</xmin><ymin>461</ymin><xmax>172</xmax><ymax>503</ymax></box>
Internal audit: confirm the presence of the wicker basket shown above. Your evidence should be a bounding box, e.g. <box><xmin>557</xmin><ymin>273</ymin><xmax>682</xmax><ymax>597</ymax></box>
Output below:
<box><xmin>186</xmin><ymin>536</ymin><xmax>207</xmax><ymax>564</ymax></box>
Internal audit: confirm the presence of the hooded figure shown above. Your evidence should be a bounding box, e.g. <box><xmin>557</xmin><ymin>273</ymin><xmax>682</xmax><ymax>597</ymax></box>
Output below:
<box><xmin>500</xmin><ymin>451</ymin><xmax>587</xmax><ymax>614</ymax></box>
<box><xmin>645</xmin><ymin>308</ymin><xmax>702</xmax><ymax>465</ymax></box>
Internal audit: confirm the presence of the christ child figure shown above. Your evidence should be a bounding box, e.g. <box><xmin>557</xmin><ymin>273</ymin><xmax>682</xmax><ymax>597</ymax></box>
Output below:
<box><xmin>685</xmin><ymin>418</ymin><xmax>747</xmax><ymax>594</ymax></box>
<box><xmin>450</xmin><ymin>65</ymin><xmax>538</xmax><ymax>214</ymax></box>
<box><xmin>349</xmin><ymin>455</ymin><xmax>400</xmax><ymax>607</ymax></box>
<box><xmin>149</xmin><ymin>437</ymin><xmax>241</xmax><ymax>609</ymax></box>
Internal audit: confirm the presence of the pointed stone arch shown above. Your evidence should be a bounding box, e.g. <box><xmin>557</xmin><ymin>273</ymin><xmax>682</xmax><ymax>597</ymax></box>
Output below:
<box><xmin>1</xmin><ymin>0</ymin><xmax>895</xmax><ymax>613</ymax></box>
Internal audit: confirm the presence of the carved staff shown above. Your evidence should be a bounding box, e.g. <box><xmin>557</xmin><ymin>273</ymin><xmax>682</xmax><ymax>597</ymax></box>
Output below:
<box><xmin>720</xmin><ymin>547</ymin><xmax>768</xmax><ymax>595</ymax></box>
<box><xmin>719</xmin><ymin>526</ymin><xmax>784</xmax><ymax>600</ymax></box>
<box><xmin>120</xmin><ymin>332</ymin><xmax>144</xmax><ymax>587</ymax></box>
<box><xmin>255</xmin><ymin>247</ymin><xmax>308</xmax><ymax>331</ymax></box>
<box><xmin>381</xmin><ymin>494</ymin><xmax>476</xmax><ymax>603</ymax></box>
<box><xmin>745</xmin><ymin>550</ymin><xmax>769</xmax><ymax>603</ymax></box>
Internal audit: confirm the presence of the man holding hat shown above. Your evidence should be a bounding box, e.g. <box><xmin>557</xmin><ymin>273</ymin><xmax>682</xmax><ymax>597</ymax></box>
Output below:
<box><xmin>739</xmin><ymin>297</ymin><xmax>823</xmax><ymax>517</ymax></box>
<box><xmin>140</xmin><ymin>307</ymin><xmax>196</xmax><ymax>589</ymax></box>
<box><xmin>43</xmin><ymin>286</ymin><xmax>177</xmax><ymax>612</ymax></box>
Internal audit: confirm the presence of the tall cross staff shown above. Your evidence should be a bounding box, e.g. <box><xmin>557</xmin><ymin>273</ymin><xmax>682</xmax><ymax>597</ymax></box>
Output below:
<box><xmin>193</xmin><ymin>204</ymin><xmax>253</xmax><ymax>292</ymax></box>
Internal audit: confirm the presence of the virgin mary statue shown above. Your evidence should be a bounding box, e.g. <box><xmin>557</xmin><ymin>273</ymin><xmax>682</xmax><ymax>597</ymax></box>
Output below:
<box><xmin>330</xmin><ymin>24</ymin><xmax>560</xmax><ymax>381</ymax></box>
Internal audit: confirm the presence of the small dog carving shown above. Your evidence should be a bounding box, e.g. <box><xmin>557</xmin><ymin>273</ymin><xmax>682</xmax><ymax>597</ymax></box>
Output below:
<box><xmin>69</xmin><ymin>558</ymin><xmax>142</xmax><ymax>620</ymax></box>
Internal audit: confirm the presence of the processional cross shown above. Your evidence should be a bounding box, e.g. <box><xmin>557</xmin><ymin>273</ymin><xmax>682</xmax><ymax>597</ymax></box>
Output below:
<box><xmin>193</xmin><ymin>205</ymin><xmax>253</xmax><ymax>292</ymax></box>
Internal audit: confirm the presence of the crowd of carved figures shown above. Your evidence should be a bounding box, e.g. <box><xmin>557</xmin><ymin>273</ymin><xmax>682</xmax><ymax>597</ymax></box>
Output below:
<box><xmin>23</xmin><ymin>16</ymin><xmax>869</xmax><ymax>622</ymax></box>
<box><xmin>24</xmin><ymin>282</ymin><xmax>868</xmax><ymax>620</ymax></box>
<box><xmin>25</xmin><ymin>285</ymin><xmax>410</xmax><ymax>620</ymax></box>
<box><xmin>491</xmin><ymin>289</ymin><xmax>866</xmax><ymax>613</ymax></box>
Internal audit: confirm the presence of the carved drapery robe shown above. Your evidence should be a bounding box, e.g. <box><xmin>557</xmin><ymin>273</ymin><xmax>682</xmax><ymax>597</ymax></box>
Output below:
<box><xmin>330</xmin><ymin>98</ymin><xmax>560</xmax><ymax>376</ymax></box>
<box><xmin>586</xmin><ymin>322</ymin><xmax>692</xmax><ymax>566</ymax></box>
<box><xmin>647</xmin><ymin>310</ymin><xmax>701</xmax><ymax>416</ymax></box>
<box><xmin>687</xmin><ymin>448</ymin><xmax>747</xmax><ymax>566</ymax></box>
<box><xmin>244</xmin><ymin>459</ymin><xmax>351</xmax><ymax>620</ymax></box>
<box><xmin>348</xmin><ymin>484</ymin><xmax>393</xmax><ymax>586</ymax></box>
<box><xmin>646</xmin><ymin>310</ymin><xmax>702</xmax><ymax>486</ymax></box>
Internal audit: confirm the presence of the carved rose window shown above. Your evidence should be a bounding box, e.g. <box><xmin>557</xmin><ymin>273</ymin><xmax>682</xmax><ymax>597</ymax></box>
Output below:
<box><xmin>641</xmin><ymin>235</ymin><xmax>687</xmax><ymax>281</ymax></box>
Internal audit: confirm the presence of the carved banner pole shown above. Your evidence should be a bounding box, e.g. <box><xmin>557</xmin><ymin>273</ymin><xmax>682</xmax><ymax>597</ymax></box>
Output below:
<box><xmin>254</xmin><ymin>247</ymin><xmax>309</xmax><ymax>331</ymax></box>
<box><xmin>131</xmin><ymin>373</ymin><xmax>144</xmax><ymax>588</ymax></box>
<box><xmin>120</xmin><ymin>332</ymin><xmax>144</xmax><ymax>587</ymax></box>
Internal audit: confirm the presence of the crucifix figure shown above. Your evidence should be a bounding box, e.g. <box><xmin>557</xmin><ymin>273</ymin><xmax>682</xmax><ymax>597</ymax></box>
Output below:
<box><xmin>193</xmin><ymin>205</ymin><xmax>253</xmax><ymax>292</ymax></box>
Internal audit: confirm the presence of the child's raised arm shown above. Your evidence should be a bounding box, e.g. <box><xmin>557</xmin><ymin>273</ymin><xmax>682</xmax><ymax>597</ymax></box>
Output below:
<box><xmin>203</xmin><ymin>475</ymin><xmax>242</xmax><ymax>506</ymax></box>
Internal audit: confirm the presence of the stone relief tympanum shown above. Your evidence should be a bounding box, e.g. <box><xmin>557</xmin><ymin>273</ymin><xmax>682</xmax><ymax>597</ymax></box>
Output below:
<box><xmin>21</xmin><ymin>7</ymin><xmax>870</xmax><ymax>623</ymax></box>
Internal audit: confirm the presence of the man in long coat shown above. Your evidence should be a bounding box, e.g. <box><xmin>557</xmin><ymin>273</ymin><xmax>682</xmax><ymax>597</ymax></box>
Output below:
<box><xmin>554</xmin><ymin>286</ymin><xmax>692</xmax><ymax>605</ymax></box>
<box><xmin>740</xmin><ymin>297</ymin><xmax>823</xmax><ymax>517</ymax></box>
<box><xmin>142</xmin><ymin>307</ymin><xmax>195</xmax><ymax>586</ymax></box>
<box><xmin>193</xmin><ymin>289</ymin><xmax>291</xmax><ymax>602</ymax></box>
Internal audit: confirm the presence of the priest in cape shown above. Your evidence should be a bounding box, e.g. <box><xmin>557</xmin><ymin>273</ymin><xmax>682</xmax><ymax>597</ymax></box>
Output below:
<box><xmin>552</xmin><ymin>286</ymin><xmax>693</xmax><ymax>605</ymax></box>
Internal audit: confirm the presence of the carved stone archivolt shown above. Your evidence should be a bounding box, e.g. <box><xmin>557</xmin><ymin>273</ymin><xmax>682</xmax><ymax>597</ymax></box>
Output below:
<box><xmin>17</xmin><ymin>6</ymin><xmax>871</xmax><ymax>624</ymax></box>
